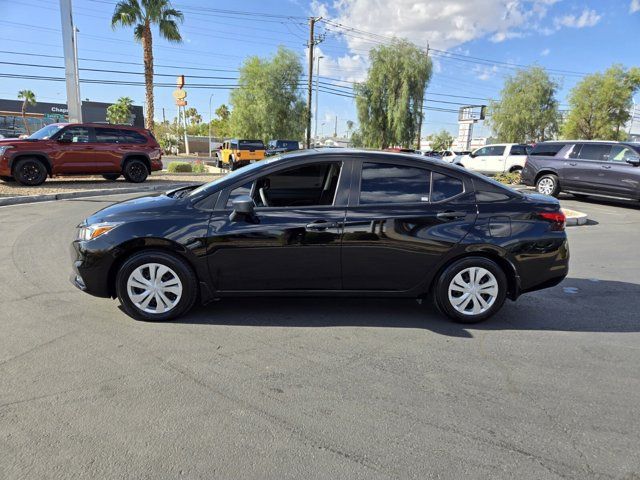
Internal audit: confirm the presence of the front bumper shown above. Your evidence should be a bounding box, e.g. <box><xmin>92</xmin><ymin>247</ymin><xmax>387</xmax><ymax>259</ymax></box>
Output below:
<box><xmin>70</xmin><ymin>239</ymin><xmax>116</xmax><ymax>298</ymax></box>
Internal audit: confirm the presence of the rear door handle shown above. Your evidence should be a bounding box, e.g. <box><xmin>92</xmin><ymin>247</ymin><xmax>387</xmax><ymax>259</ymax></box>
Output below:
<box><xmin>436</xmin><ymin>211</ymin><xmax>467</xmax><ymax>220</ymax></box>
<box><xmin>305</xmin><ymin>220</ymin><xmax>339</xmax><ymax>231</ymax></box>
<box><xmin>568</xmin><ymin>162</ymin><xmax>577</xmax><ymax>166</ymax></box>
<box><xmin>602</xmin><ymin>165</ymin><xmax>611</xmax><ymax>169</ymax></box>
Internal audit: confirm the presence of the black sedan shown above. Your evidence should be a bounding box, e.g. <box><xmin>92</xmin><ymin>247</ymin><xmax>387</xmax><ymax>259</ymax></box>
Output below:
<box><xmin>71</xmin><ymin>149</ymin><xmax>569</xmax><ymax>323</ymax></box>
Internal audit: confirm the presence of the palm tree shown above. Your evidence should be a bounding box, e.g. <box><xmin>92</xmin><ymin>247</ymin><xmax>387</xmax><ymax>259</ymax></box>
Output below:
<box><xmin>111</xmin><ymin>0</ymin><xmax>183</xmax><ymax>131</ymax></box>
<box><xmin>17</xmin><ymin>90</ymin><xmax>36</xmax><ymax>135</ymax></box>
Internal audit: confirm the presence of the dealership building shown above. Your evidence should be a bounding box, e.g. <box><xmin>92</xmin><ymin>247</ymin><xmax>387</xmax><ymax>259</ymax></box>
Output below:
<box><xmin>0</xmin><ymin>99</ymin><xmax>144</xmax><ymax>138</ymax></box>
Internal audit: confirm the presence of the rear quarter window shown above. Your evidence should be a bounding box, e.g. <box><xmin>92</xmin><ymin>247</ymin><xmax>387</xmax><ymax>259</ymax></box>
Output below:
<box><xmin>431</xmin><ymin>172</ymin><xmax>464</xmax><ymax>202</ymax></box>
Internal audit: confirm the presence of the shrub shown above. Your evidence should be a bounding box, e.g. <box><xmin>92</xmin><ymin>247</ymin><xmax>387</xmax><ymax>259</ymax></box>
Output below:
<box><xmin>167</xmin><ymin>161</ymin><xmax>192</xmax><ymax>173</ymax></box>
<box><xmin>192</xmin><ymin>159</ymin><xmax>206</xmax><ymax>173</ymax></box>
<box><xmin>494</xmin><ymin>171</ymin><xmax>521</xmax><ymax>185</ymax></box>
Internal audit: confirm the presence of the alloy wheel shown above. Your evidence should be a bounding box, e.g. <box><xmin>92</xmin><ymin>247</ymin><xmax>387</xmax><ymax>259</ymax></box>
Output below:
<box><xmin>126</xmin><ymin>263</ymin><xmax>183</xmax><ymax>314</ymax></box>
<box><xmin>447</xmin><ymin>267</ymin><xmax>499</xmax><ymax>316</ymax></box>
<box><xmin>537</xmin><ymin>177</ymin><xmax>555</xmax><ymax>195</ymax></box>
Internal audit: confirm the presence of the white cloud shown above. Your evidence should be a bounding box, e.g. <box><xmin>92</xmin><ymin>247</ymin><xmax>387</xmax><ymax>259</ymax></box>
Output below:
<box><xmin>631</xmin><ymin>0</ymin><xmax>640</xmax><ymax>13</ymax></box>
<box><xmin>554</xmin><ymin>8</ymin><xmax>602</xmax><ymax>28</ymax></box>
<box><xmin>474</xmin><ymin>65</ymin><xmax>499</xmax><ymax>81</ymax></box>
<box><xmin>540</xmin><ymin>48</ymin><xmax>550</xmax><ymax>56</ymax></box>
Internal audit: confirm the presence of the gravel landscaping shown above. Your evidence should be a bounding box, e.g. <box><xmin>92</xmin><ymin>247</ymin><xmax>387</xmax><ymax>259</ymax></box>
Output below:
<box><xmin>0</xmin><ymin>172</ymin><xmax>224</xmax><ymax>198</ymax></box>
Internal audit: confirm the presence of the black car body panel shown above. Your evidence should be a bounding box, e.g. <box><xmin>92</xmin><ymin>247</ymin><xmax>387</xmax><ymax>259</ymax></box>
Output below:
<box><xmin>72</xmin><ymin>149</ymin><xmax>569</xmax><ymax>306</ymax></box>
<box><xmin>522</xmin><ymin>141</ymin><xmax>640</xmax><ymax>200</ymax></box>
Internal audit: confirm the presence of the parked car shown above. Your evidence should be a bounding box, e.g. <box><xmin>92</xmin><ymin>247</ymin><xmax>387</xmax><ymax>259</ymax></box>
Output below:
<box><xmin>266</xmin><ymin>139</ymin><xmax>300</xmax><ymax>156</ymax></box>
<box><xmin>521</xmin><ymin>140</ymin><xmax>640</xmax><ymax>200</ymax></box>
<box><xmin>458</xmin><ymin>144</ymin><xmax>530</xmax><ymax>175</ymax></box>
<box><xmin>71</xmin><ymin>149</ymin><xmax>569</xmax><ymax>324</ymax></box>
<box><xmin>217</xmin><ymin>139</ymin><xmax>266</xmax><ymax>170</ymax></box>
<box><xmin>0</xmin><ymin>123</ymin><xmax>162</xmax><ymax>185</ymax></box>
<box><xmin>440</xmin><ymin>150</ymin><xmax>470</xmax><ymax>163</ymax></box>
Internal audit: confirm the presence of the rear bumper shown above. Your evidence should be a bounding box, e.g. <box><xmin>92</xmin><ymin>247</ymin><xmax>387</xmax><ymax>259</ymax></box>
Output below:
<box><xmin>521</xmin><ymin>163</ymin><xmax>536</xmax><ymax>186</ymax></box>
<box><xmin>517</xmin><ymin>237</ymin><xmax>569</xmax><ymax>295</ymax></box>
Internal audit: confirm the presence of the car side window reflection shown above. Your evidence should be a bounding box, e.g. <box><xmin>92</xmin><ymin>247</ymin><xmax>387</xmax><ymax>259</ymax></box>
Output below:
<box><xmin>226</xmin><ymin>181</ymin><xmax>253</xmax><ymax>208</ymax></box>
<box><xmin>359</xmin><ymin>162</ymin><xmax>431</xmax><ymax>205</ymax></box>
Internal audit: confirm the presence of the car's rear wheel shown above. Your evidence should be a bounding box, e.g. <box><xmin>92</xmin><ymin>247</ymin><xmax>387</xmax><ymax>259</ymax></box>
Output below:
<box><xmin>115</xmin><ymin>250</ymin><xmax>198</xmax><ymax>321</ymax></box>
<box><xmin>433</xmin><ymin>257</ymin><xmax>507</xmax><ymax>323</ymax></box>
<box><xmin>229</xmin><ymin>156</ymin><xmax>236</xmax><ymax>171</ymax></box>
<box><xmin>0</xmin><ymin>175</ymin><xmax>15</xmax><ymax>182</ymax></box>
<box><xmin>123</xmin><ymin>159</ymin><xmax>149</xmax><ymax>183</ymax></box>
<box><xmin>13</xmin><ymin>157</ymin><xmax>47</xmax><ymax>186</ymax></box>
<box><xmin>102</xmin><ymin>174</ymin><xmax>121</xmax><ymax>181</ymax></box>
<box><xmin>536</xmin><ymin>173</ymin><xmax>560</xmax><ymax>197</ymax></box>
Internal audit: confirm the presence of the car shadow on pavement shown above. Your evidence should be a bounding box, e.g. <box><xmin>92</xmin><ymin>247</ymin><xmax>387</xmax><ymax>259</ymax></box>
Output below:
<box><xmin>173</xmin><ymin>278</ymin><xmax>640</xmax><ymax>338</ymax></box>
<box><xmin>560</xmin><ymin>193</ymin><xmax>640</xmax><ymax>211</ymax></box>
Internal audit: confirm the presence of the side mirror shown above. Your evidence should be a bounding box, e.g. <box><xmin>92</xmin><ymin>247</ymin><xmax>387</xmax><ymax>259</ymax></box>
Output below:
<box><xmin>625</xmin><ymin>155</ymin><xmax>640</xmax><ymax>166</ymax></box>
<box><xmin>229</xmin><ymin>195</ymin><xmax>257</xmax><ymax>223</ymax></box>
<box><xmin>469</xmin><ymin>152</ymin><xmax>476</xmax><ymax>158</ymax></box>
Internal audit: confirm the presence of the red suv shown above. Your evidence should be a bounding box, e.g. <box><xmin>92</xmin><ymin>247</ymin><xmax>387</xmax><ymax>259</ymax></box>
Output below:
<box><xmin>0</xmin><ymin>123</ymin><xmax>162</xmax><ymax>186</ymax></box>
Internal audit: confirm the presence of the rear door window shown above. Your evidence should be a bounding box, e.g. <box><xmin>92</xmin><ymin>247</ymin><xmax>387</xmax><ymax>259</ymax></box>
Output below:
<box><xmin>359</xmin><ymin>162</ymin><xmax>431</xmax><ymax>204</ymax></box>
<box><xmin>95</xmin><ymin>127</ymin><xmax>122</xmax><ymax>144</ymax></box>
<box><xmin>509</xmin><ymin>145</ymin><xmax>527</xmax><ymax>155</ymax></box>
<box><xmin>577</xmin><ymin>144</ymin><xmax>612</xmax><ymax>161</ymax></box>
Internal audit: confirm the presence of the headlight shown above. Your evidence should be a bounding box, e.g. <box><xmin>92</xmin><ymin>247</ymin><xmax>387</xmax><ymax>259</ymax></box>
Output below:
<box><xmin>0</xmin><ymin>146</ymin><xmax>14</xmax><ymax>156</ymax></box>
<box><xmin>77</xmin><ymin>222</ymin><xmax>123</xmax><ymax>241</ymax></box>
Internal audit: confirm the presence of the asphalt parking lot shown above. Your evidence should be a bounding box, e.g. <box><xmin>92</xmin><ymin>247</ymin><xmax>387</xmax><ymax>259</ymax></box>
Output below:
<box><xmin>1</xmin><ymin>192</ymin><xmax>639</xmax><ymax>479</ymax></box>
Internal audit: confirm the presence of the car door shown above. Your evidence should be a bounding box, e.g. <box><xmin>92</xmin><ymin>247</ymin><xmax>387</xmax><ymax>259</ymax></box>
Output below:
<box><xmin>482</xmin><ymin>145</ymin><xmax>508</xmax><ymax>174</ymax></box>
<box><xmin>51</xmin><ymin>125</ymin><xmax>93</xmax><ymax>173</ymax></box>
<box><xmin>562</xmin><ymin>143</ymin><xmax>612</xmax><ymax>192</ymax></box>
<box><xmin>93</xmin><ymin>127</ymin><xmax>126</xmax><ymax>173</ymax></box>
<box><xmin>205</xmin><ymin>159</ymin><xmax>351</xmax><ymax>291</ymax></box>
<box><xmin>341</xmin><ymin>158</ymin><xmax>477</xmax><ymax>291</ymax></box>
<box><xmin>599</xmin><ymin>145</ymin><xmax>640</xmax><ymax>198</ymax></box>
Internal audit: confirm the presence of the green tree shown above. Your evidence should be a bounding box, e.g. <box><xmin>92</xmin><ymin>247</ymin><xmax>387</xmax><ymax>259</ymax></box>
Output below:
<box><xmin>354</xmin><ymin>39</ymin><xmax>432</xmax><ymax>149</ymax></box>
<box><xmin>211</xmin><ymin>104</ymin><xmax>231</xmax><ymax>138</ymax></box>
<box><xmin>488</xmin><ymin>66</ymin><xmax>559</xmax><ymax>143</ymax></box>
<box><xmin>184</xmin><ymin>107</ymin><xmax>202</xmax><ymax>125</ymax></box>
<box><xmin>229</xmin><ymin>47</ymin><xmax>306</xmax><ymax>142</ymax></box>
<box><xmin>106</xmin><ymin>96</ymin><xmax>134</xmax><ymax>124</ymax></box>
<box><xmin>17</xmin><ymin>89</ymin><xmax>36</xmax><ymax>135</ymax></box>
<box><xmin>111</xmin><ymin>0</ymin><xmax>183</xmax><ymax>131</ymax></box>
<box><xmin>562</xmin><ymin>65</ymin><xmax>640</xmax><ymax>140</ymax></box>
<box><xmin>428</xmin><ymin>129</ymin><xmax>454</xmax><ymax>151</ymax></box>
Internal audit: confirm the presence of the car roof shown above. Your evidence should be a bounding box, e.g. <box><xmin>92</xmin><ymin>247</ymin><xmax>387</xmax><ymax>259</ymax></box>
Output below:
<box><xmin>49</xmin><ymin>122</ymin><xmax>145</xmax><ymax>130</ymax></box>
<box><xmin>536</xmin><ymin>139</ymin><xmax>623</xmax><ymax>144</ymax></box>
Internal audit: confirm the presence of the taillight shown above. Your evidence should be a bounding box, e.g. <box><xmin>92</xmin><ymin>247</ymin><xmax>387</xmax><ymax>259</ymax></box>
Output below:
<box><xmin>538</xmin><ymin>211</ymin><xmax>566</xmax><ymax>231</ymax></box>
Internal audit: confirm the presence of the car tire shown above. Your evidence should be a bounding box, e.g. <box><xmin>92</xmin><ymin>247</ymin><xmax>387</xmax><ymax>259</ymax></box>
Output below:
<box><xmin>13</xmin><ymin>157</ymin><xmax>48</xmax><ymax>186</ymax></box>
<box><xmin>536</xmin><ymin>173</ymin><xmax>560</xmax><ymax>197</ymax></box>
<box><xmin>115</xmin><ymin>250</ymin><xmax>198</xmax><ymax>322</ymax></box>
<box><xmin>123</xmin><ymin>159</ymin><xmax>149</xmax><ymax>183</ymax></box>
<box><xmin>433</xmin><ymin>256</ymin><xmax>507</xmax><ymax>324</ymax></box>
<box><xmin>215</xmin><ymin>157</ymin><xmax>222</xmax><ymax>169</ymax></box>
<box><xmin>229</xmin><ymin>156</ymin><xmax>236</xmax><ymax>171</ymax></box>
<box><xmin>102</xmin><ymin>174</ymin><xmax>121</xmax><ymax>181</ymax></box>
<box><xmin>0</xmin><ymin>175</ymin><xmax>15</xmax><ymax>182</ymax></box>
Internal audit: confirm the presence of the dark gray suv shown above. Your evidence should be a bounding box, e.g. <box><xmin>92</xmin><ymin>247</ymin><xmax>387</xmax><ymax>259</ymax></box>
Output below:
<box><xmin>521</xmin><ymin>141</ymin><xmax>640</xmax><ymax>200</ymax></box>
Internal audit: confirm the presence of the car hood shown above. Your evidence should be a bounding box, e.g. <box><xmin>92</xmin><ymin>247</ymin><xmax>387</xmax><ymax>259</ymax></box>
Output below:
<box><xmin>84</xmin><ymin>193</ymin><xmax>184</xmax><ymax>224</ymax></box>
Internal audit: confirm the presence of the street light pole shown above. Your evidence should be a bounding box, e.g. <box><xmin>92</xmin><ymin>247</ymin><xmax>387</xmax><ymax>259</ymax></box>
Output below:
<box><xmin>313</xmin><ymin>55</ymin><xmax>323</xmax><ymax>145</ymax></box>
<box><xmin>208</xmin><ymin>93</ymin><xmax>214</xmax><ymax>158</ymax></box>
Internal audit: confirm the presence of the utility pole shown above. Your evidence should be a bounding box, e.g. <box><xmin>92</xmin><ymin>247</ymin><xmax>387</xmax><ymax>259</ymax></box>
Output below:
<box><xmin>313</xmin><ymin>55</ymin><xmax>324</xmax><ymax>145</ymax></box>
<box><xmin>334</xmin><ymin>115</ymin><xmax>337</xmax><ymax>137</ymax></box>
<box><xmin>416</xmin><ymin>43</ymin><xmax>430</xmax><ymax>150</ymax></box>
<box><xmin>306</xmin><ymin>17</ymin><xmax>324</xmax><ymax>149</ymax></box>
<box><xmin>59</xmin><ymin>0</ymin><xmax>82</xmax><ymax>122</ymax></box>
<box><xmin>208</xmin><ymin>93</ymin><xmax>214</xmax><ymax>158</ymax></box>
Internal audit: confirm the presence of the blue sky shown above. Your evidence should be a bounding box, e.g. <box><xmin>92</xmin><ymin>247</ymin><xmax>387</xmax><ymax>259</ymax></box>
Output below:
<box><xmin>0</xmin><ymin>0</ymin><xmax>638</xmax><ymax>138</ymax></box>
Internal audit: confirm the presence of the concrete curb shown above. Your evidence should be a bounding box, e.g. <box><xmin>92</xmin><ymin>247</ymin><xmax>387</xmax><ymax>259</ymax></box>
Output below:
<box><xmin>562</xmin><ymin>208</ymin><xmax>589</xmax><ymax>226</ymax></box>
<box><xmin>0</xmin><ymin>183</ymin><xmax>197</xmax><ymax>207</ymax></box>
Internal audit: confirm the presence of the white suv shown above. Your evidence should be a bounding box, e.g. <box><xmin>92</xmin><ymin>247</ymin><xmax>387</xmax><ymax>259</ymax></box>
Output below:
<box><xmin>458</xmin><ymin>143</ymin><xmax>530</xmax><ymax>175</ymax></box>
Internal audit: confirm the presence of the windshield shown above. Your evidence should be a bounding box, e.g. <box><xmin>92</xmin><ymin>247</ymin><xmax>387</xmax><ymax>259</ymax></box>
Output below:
<box><xmin>29</xmin><ymin>124</ymin><xmax>65</xmax><ymax>140</ymax></box>
<box><xmin>187</xmin><ymin>157</ymin><xmax>280</xmax><ymax>198</ymax></box>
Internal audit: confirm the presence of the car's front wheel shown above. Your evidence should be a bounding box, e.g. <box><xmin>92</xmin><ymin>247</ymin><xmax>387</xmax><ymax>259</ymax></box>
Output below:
<box><xmin>536</xmin><ymin>173</ymin><xmax>560</xmax><ymax>197</ymax></box>
<box><xmin>115</xmin><ymin>250</ymin><xmax>198</xmax><ymax>321</ymax></box>
<box><xmin>433</xmin><ymin>257</ymin><xmax>507</xmax><ymax>323</ymax></box>
<box><xmin>13</xmin><ymin>157</ymin><xmax>48</xmax><ymax>186</ymax></box>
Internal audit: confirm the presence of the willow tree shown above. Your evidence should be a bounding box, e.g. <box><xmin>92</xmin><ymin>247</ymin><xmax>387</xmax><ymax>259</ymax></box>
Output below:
<box><xmin>229</xmin><ymin>47</ymin><xmax>306</xmax><ymax>141</ymax></box>
<box><xmin>489</xmin><ymin>66</ymin><xmax>559</xmax><ymax>143</ymax></box>
<box><xmin>562</xmin><ymin>65</ymin><xmax>640</xmax><ymax>140</ymax></box>
<box><xmin>354</xmin><ymin>40</ymin><xmax>432</xmax><ymax>149</ymax></box>
<box><xmin>111</xmin><ymin>0</ymin><xmax>183</xmax><ymax>130</ymax></box>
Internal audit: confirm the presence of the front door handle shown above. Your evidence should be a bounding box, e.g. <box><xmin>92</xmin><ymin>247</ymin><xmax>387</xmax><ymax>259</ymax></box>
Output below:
<box><xmin>602</xmin><ymin>165</ymin><xmax>611</xmax><ymax>169</ymax></box>
<box><xmin>305</xmin><ymin>220</ymin><xmax>339</xmax><ymax>231</ymax></box>
<box><xmin>436</xmin><ymin>211</ymin><xmax>467</xmax><ymax>220</ymax></box>
<box><xmin>568</xmin><ymin>162</ymin><xmax>577</xmax><ymax>166</ymax></box>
